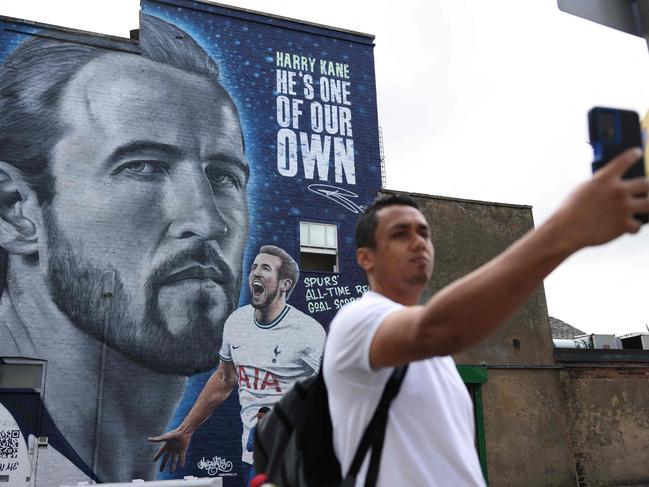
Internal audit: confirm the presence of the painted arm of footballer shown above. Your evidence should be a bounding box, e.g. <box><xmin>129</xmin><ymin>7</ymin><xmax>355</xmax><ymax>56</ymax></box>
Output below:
<box><xmin>370</xmin><ymin>148</ymin><xmax>649</xmax><ymax>368</ymax></box>
<box><xmin>148</xmin><ymin>360</ymin><xmax>238</xmax><ymax>472</ymax></box>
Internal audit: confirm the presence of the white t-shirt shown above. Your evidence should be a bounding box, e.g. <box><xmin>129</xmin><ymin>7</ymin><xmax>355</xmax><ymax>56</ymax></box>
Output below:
<box><xmin>323</xmin><ymin>291</ymin><xmax>486</xmax><ymax>487</ymax></box>
<box><xmin>219</xmin><ymin>304</ymin><xmax>325</xmax><ymax>463</ymax></box>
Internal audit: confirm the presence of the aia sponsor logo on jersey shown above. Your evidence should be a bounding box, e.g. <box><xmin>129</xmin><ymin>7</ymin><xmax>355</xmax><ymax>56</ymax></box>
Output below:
<box><xmin>237</xmin><ymin>366</ymin><xmax>282</xmax><ymax>392</ymax></box>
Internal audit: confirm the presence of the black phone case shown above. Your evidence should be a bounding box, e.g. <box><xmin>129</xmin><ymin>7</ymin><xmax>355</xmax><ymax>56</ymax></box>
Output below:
<box><xmin>588</xmin><ymin>106</ymin><xmax>647</xmax><ymax>223</ymax></box>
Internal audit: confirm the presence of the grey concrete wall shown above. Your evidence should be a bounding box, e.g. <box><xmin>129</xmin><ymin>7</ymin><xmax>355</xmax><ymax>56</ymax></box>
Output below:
<box><xmin>560</xmin><ymin>366</ymin><xmax>649</xmax><ymax>487</ymax></box>
<box><xmin>482</xmin><ymin>368</ymin><xmax>576</xmax><ymax>487</ymax></box>
<box><xmin>481</xmin><ymin>365</ymin><xmax>649</xmax><ymax>487</ymax></box>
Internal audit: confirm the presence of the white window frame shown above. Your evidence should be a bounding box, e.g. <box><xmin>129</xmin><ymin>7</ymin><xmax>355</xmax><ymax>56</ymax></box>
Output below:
<box><xmin>299</xmin><ymin>221</ymin><xmax>339</xmax><ymax>272</ymax></box>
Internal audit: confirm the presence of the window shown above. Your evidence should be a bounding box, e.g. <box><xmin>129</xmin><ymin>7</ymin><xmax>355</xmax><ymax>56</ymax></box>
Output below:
<box><xmin>0</xmin><ymin>359</ymin><xmax>46</xmax><ymax>444</ymax></box>
<box><xmin>299</xmin><ymin>221</ymin><xmax>338</xmax><ymax>272</ymax></box>
<box><xmin>0</xmin><ymin>360</ymin><xmax>44</xmax><ymax>390</ymax></box>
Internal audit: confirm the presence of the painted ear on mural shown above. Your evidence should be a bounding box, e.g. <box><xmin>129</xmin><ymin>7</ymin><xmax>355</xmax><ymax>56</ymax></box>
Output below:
<box><xmin>280</xmin><ymin>278</ymin><xmax>293</xmax><ymax>294</ymax></box>
<box><xmin>0</xmin><ymin>162</ymin><xmax>39</xmax><ymax>256</ymax></box>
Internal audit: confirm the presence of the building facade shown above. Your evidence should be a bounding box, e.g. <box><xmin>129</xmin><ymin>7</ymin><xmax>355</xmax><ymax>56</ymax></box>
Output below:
<box><xmin>0</xmin><ymin>1</ymin><xmax>380</xmax><ymax>484</ymax></box>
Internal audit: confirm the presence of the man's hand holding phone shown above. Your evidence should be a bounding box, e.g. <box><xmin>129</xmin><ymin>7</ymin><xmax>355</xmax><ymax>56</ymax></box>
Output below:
<box><xmin>589</xmin><ymin>106</ymin><xmax>648</xmax><ymax>223</ymax></box>
<box><xmin>552</xmin><ymin>147</ymin><xmax>649</xmax><ymax>252</ymax></box>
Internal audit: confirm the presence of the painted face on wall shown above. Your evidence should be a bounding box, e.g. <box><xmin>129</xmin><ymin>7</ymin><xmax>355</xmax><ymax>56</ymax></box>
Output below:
<box><xmin>40</xmin><ymin>52</ymin><xmax>249</xmax><ymax>375</ymax></box>
<box><xmin>248</xmin><ymin>253</ymin><xmax>285</xmax><ymax>311</ymax></box>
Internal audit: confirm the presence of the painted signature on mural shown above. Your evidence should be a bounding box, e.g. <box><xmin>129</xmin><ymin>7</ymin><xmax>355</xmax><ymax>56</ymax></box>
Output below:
<box><xmin>197</xmin><ymin>456</ymin><xmax>234</xmax><ymax>476</ymax></box>
<box><xmin>307</xmin><ymin>184</ymin><xmax>365</xmax><ymax>214</ymax></box>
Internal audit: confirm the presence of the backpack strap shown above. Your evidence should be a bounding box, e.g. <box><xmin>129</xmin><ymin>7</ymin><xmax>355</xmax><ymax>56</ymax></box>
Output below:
<box><xmin>342</xmin><ymin>364</ymin><xmax>409</xmax><ymax>487</ymax></box>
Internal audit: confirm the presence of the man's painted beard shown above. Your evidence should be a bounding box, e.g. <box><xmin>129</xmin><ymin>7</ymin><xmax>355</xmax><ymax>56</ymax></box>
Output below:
<box><xmin>250</xmin><ymin>279</ymin><xmax>279</xmax><ymax>311</ymax></box>
<box><xmin>42</xmin><ymin>207</ymin><xmax>240</xmax><ymax>375</ymax></box>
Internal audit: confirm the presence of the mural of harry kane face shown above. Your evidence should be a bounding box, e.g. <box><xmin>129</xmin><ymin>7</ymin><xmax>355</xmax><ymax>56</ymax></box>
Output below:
<box><xmin>42</xmin><ymin>52</ymin><xmax>249</xmax><ymax>375</ymax></box>
<box><xmin>248</xmin><ymin>253</ymin><xmax>289</xmax><ymax>310</ymax></box>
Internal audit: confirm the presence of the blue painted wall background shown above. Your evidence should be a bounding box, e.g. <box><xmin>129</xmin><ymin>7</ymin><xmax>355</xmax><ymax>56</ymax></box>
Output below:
<box><xmin>148</xmin><ymin>2</ymin><xmax>381</xmax><ymax>481</ymax></box>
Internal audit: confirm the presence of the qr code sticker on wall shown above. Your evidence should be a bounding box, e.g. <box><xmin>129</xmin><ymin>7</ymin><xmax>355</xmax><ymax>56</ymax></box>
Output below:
<box><xmin>0</xmin><ymin>429</ymin><xmax>19</xmax><ymax>459</ymax></box>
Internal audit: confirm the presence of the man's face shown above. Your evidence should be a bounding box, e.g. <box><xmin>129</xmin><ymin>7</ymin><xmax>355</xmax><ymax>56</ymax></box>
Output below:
<box><xmin>369</xmin><ymin>205</ymin><xmax>434</xmax><ymax>288</ymax></box>
<box><xmin>40</xmin><ymin>53</ymin><xmax>248</xmax><ymax>375</ymax></box>
<box><xmin>248</xmin><ymin>253</ymin><xmax>285</xmax><ymax>310</ymax></box>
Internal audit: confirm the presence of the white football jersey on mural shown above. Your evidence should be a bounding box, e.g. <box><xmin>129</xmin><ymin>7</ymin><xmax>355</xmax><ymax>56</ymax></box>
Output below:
<box><xmin>219</xmin><ymin>304</ymin><xmax>325</xmax><ymax>463</ymax></box>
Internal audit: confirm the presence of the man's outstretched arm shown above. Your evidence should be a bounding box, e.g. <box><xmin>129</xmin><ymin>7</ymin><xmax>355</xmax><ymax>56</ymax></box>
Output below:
<box><xmin>371</xmin><ymin>148</ymin><xmax>649</xmax><ymax>368</ymax></box>
<box><xmin>148</xmin><ymin>360</ymin><xmax>238</xmax><ymax>472</ymax></box>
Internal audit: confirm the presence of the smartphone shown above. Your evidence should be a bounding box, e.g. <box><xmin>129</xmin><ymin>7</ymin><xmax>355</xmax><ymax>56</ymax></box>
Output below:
<box><xmin>588</xmin><ymin>106</ymin><xmax>647</xmax><ymax>223</ymax></box>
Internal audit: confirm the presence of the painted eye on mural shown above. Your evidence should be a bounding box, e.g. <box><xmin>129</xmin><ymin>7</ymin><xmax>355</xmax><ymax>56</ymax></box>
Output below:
<box><xmin>117</xmin><ymin>160</ymin><xmax>167</xmax><ymax>177</ymax></box>
<box><xmin>205</xmin><ymin>166</ymin><xmax>242</xmax><ymax>191</ymax></box>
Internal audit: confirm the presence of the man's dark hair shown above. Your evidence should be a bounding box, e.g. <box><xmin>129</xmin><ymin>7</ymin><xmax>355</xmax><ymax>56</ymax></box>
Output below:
<box><xmin>355</xmin><ymin>194</ymin><xmax>421</xmax><ymax>249</ymax></box>
<box><xmin>259</xmin><ymin>245</ymin><xmax>299</xmax><ymax>299</ymax></box>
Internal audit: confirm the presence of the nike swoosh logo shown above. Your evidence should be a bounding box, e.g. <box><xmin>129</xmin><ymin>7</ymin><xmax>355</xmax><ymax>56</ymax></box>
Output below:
<box><xmin>232</xmin><ymin>345</ymin><xmax>241</xmax><ymax>349</ymax></box>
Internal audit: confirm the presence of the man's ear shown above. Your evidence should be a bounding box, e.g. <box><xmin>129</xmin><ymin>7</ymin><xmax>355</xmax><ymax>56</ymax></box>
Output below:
<box><xmin>279</xmin><ymin>278</ymin><xmax>292</xmax><ymax>294</ymax></box>
<box><xmin>0</xmin><ymin>162</ymin><xmax>39</xmax><ymax>256</ymax></box>
<box><xmin>356</xmin><ymin>247</ymin><xmax>374</xmax><ymax>273</ymax></box>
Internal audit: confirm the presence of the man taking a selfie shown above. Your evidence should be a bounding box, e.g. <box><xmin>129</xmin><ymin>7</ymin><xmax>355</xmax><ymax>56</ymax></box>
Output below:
<box><xmin>324</xmin><ymin>148</ymin><xmax>648</xmax><ymax>486</ymax></box>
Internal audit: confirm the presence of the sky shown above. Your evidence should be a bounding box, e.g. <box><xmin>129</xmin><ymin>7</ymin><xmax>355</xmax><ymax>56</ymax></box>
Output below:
<box><xmin>2</xmin><ymin>0</ymin><xmax>648</xmax><ymax>336</ymax></box>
